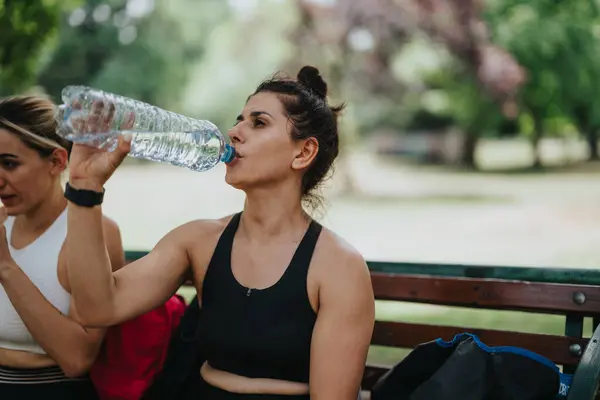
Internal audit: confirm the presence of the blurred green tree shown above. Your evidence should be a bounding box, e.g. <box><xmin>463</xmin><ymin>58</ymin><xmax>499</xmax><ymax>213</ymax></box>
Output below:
<box><xmin>37</xmin><ymin>0</ymin><xmax>130</xmax><ymax>101</ymax></box>
<box><xmin>555</xmin><ymin>3</ymin><xmax>600</xmax><ymax>160</ymax></box>
<box><xmin>0</xmin><ymin>0</ymin><xmax>79</xmax><ymax>95</ymax></box>
<box><xmin>486</xmin><ymin>0</ymin><xmax>600</xmax><ymax>164</ymax></box>
<box><xmin>411</xmin><ymin>0</ymin><xmax>600</xmax><ymax>167</ymax></box>
<box><xmin>37</xmin><ymin>0</ymin><xmax>229</xmax><ymax>110</ymax></box>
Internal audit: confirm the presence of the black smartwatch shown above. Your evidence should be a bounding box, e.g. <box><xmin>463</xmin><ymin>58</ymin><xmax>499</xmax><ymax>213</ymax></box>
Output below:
<box><xmin>64</xmin><ymin>182</ymin><xmax>105</xmax><ymax>207</ymax></box>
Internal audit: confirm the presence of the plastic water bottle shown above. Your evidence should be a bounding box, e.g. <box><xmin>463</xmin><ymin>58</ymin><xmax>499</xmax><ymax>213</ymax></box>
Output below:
<box><xmin>55</xmin><ymin>86</ymin><xmax>236</xmax><ymax>172</ymax></box>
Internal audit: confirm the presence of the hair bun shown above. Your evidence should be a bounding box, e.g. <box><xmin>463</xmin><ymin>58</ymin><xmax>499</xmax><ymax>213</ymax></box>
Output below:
<box><xmin>297</xmin><ymin>66</ymin><xmax>328</xmax><ymax>100</ymax></box>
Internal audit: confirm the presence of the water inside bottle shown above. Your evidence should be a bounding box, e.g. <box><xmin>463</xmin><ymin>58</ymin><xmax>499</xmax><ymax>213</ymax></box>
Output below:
<box><xmin>65</xmin><ymin>129</ymin><xmax>232</xmax><ymax>172</ymax></box>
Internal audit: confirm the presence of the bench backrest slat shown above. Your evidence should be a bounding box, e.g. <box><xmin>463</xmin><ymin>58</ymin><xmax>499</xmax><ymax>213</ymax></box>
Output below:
<box><xmin>372</xmin><ymin>273</ymin><xmax>600</xmax><ymax>315</ymax></box>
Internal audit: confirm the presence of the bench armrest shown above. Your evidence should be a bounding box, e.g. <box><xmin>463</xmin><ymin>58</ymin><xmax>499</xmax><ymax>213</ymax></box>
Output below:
<box><xmin>567</xmin><ymin>324</ymin><xmax>600</xmax><ymax>400</ymax></box>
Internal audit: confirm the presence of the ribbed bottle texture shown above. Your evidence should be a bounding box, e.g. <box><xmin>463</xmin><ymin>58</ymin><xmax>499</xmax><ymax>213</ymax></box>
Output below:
<box><xmin>56</xmin><ymin>86</ymin><xmax>236</xmax><ymax>171</ymax></box>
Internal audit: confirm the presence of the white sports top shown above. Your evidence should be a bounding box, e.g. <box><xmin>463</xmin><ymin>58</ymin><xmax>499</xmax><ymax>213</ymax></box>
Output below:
<box><xmin>0</xmin><ymin>209</ymin><xmax>71</xmax><ymax>354</ymax></box>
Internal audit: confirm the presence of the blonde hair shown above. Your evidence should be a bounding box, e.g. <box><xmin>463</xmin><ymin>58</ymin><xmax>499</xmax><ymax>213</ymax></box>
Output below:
<box><xmin>0</xmin><ymin>95</ymin><xmax>72</xmax><ymax>157</ymax></box>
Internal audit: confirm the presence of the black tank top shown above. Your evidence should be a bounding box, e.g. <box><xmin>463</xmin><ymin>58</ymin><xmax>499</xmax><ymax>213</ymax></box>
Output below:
<box><xmin>196</xmin><ymin>212</ymin><xmax>322</xmax><ymax>383</ymax></box>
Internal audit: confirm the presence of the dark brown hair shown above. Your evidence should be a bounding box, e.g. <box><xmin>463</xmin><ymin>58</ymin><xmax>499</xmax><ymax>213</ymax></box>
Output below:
<box><xmin>0</xmin><ymin>95</ymin><xmax>72</xmax><ymax>157</ymax></box>
<box><xmin>252</xmin><ymin>65</ymin><xmax>345</xmax><ymax>209</ymax></box>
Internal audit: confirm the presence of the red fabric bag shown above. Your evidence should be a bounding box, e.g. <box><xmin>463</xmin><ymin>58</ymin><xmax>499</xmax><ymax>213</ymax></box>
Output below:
<box><xmin>90</xmin><ymin>295</ymin><xmax>187</xmax><ymax>400</ymax></box>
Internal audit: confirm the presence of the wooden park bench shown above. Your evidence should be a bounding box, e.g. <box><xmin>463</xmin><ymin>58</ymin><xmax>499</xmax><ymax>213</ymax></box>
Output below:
<box><xmin>125</xmin><ymin>251</ymin><xmax>600</xmax><ymax>399</ymax></box>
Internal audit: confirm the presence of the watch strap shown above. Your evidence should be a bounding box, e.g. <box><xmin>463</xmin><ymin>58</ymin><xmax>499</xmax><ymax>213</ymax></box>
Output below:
<box><xmin>64</xmin><ymin>182</ymin><xmax>105</xmax><ymax>207</ymax></box>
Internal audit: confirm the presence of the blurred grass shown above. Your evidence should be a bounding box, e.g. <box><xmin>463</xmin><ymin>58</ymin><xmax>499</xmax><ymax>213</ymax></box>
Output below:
<box><xmin>176</xmin><ymin>287</ymin><xmax>592</xmax><ymax>366</ymax></box>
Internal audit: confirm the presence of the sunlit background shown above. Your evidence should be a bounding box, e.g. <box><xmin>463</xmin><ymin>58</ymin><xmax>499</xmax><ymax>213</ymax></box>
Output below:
<box><xmin>3</xmin><ymin>0</ymin><xmax>600</xmax><ymax>364</ymax></box>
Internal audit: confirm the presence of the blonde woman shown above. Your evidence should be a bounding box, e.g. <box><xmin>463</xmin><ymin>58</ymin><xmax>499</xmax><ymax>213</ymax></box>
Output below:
<box><xmin>0</xmin><ymin>95</ymin><xmax>123</xmax><ymax>398</ymax></box>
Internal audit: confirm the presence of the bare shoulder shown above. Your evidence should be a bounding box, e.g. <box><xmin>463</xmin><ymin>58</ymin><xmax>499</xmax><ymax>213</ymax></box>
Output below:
<box><xmin>100</xmin><ymin>214</ymin><xmax>125</xmax><ymax>272</ymax></box>
<box><xmin>312</xmin><ymin>227</ymin><xmax>372</xmax><ymax>289</ymax></box>
<box><xmin>169</xmin><ymin>214</ymin><xmax>236</xmax><ymax>270</ymax></box>
<box><xmin>59</xmin><ymin>214</ymin><xmax>126</xmax><ymax>290</ymax></box>
<box><xmin>309</xmin><ymin>226</ymin><xmax>374</xmax><ymax>323</ymax></box>
<box><xmin>315</xmin><ymin>227</ymin><xmax>369</xmax><ymax>273</ymax></box>
<box><xmin>169</xmin><ymin>214</ymin><xmax>234</xmax><ymax>247</ymax></box>
<box><xmin>101</xmin><ymin>214</ymin><xmax>121</xmax><ymax>236</ymax></box>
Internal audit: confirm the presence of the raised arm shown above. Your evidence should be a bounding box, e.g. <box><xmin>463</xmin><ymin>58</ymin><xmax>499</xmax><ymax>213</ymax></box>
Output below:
<box><xmin>64</xmin><ymin>116</ymin><xmax>196</xmax><ymax>327</ymax></box>
<box><xmin>309</xmin><ymin>247</ymin><xmax>375</xmax><ymax>399</ymax></box>
<box><xmin>66</xmin><ymin>198</ymin><xmax>193</xmax><ymax>327</ymax></box>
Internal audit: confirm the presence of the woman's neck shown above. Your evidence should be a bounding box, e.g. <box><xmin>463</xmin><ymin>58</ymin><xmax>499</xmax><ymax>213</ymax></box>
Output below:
<box><xmin>241</xmin><ymin>184</ymin><xmax>309</xmax><ymax>242</ymax></box>
<box><xmin>14</xmin><ymin>183</ymin><xmax>67</xmax><ymax>237</ymax></box>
